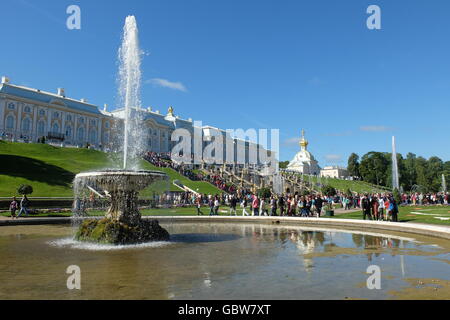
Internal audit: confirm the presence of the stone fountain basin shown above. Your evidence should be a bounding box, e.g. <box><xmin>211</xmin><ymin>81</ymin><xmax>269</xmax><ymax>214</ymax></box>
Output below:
<box><xmin>75</xmin><ymin>170</ymin><xmax>168</xmax><ymax>193</ymax></box>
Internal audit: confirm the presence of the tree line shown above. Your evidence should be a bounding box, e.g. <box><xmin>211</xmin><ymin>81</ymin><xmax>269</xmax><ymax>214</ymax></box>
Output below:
<box><xmin>347</xmin><ymin>152</ymin><xmax>450</xmax><ymax>193</ymax></box>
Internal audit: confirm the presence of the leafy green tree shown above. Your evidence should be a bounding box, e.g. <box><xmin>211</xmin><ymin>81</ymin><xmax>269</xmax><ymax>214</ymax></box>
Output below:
<box><xmin>257</xmin><ymin>187</ymin><xmax>272</xmax><ymax>199</ymax></box>
<box><xmin>321</xmin><ymin>185</ymin><xmax>337</xmax><ymax>197</ymax></box>
<box><xmin>404</xmin><ymin>153</ymin><xmax>417</xmax><ymax>191</ymax></box>
<box><xmin>279</xmin><ymin>161</ymin><xmax>290</xmax><ymax>169</ymax></box>
<box><xmin>347</xmin><ymin>153</ymin><xmax>360</xmax><ymax>178</ymax></box>
<box><xmin>359</xmin><ymin>152</ymin><xmax>389</xmax><ymax>186</ymax></box>
<box><xmin>393</xmin><ymin>188</ymin><xmax>401</xmax><ymax>204</ymax></box>
<box><xmin>18</xmin><ymin>184</ymin><xmax>33</xmax><ymax>195</ymax></box>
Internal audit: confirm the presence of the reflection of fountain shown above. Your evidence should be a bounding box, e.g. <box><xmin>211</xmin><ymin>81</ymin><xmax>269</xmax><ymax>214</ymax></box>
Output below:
<box><xmin>72</xmin><ymin>16</ymin><xmax>170</xmax><ymax>244</ymax></box>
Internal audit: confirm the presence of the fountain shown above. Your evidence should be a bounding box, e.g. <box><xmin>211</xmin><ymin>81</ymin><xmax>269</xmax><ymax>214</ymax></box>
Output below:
<box><xmin>73</xmin><ymin>16</ymin><xmax>170</xmax><ymax>245</ymax></box>
<box><xmin>392</xmin><ymin>136</ymin><xmax>400</xmax><ymax>190</ymax></box>
<box><xmin>442</xmin><ymin>174</ymin><xmax>447</xmax><ymax>194</ymax></box>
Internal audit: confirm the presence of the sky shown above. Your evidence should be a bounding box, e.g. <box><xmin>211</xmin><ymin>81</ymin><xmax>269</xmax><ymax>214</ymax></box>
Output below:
<box><xmin>0</xmin><ymin>0</ymin><xmax>449</xmax><ymax>165</ymax></box>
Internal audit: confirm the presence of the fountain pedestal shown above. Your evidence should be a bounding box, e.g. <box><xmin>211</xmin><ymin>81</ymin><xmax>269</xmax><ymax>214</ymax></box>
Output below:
<box><xmin>74</xmin><ymin>170</ymin><xmax>170</xmax><ymax>244</ymax></box>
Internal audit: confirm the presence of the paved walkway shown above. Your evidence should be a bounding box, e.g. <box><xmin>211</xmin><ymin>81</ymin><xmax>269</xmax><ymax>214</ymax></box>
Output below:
<box><xmin>1</xmin><ymin>214</ymin><xmax>450</xmax><ymax>240</ymax></box>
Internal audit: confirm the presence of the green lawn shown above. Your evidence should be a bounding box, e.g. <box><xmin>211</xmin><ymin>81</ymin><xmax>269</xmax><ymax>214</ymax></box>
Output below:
<box><xmin>0</xmin><ymin>141</ymin><xmax>223</xmax><ymax>197</ymax></box>
<box><xmin>333</xmin><ymin>206</ymin><xmax>450</xmax><ymax>226</ymax></box>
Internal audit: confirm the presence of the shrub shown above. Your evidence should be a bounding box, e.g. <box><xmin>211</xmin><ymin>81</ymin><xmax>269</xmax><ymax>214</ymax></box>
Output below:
<box><xmin>17</xmin><ymin>184</ymin><xmax>33</xmax><ymax>195</ymax></box>
<box><xmin>321</xmin><ymin>185</ymin><xmax>337</xmax><ymax>197</ymax></box>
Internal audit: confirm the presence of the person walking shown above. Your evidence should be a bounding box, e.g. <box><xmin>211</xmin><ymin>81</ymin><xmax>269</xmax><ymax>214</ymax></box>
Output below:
<box><xmin>361</xmin><ymin>195</ymin><xmax>372</xmax><ymax>220</ymax></box>
<box><xmin>241</xmin><ymin>197</ymin><xmax>250</xmax><ymax>216</ymax></box>
<box><xmin>17</xmin><ymin>195</ymin><xmax>30</xmax><ymax>218</ymax></box>
<box><xmin>278</xmin><ymin>195</ymin><xmax>285</xmax><ymax>216</ymax></box>
<box><xmin>208</xmin><ymin>196</ymin><xmax>215</xmax><ymax>216</ymax></box>
<box><xmin>196</xmin><ymin>196</ymin><xmax>203</xmax><ymax>215</ymax></box>
<box><xmin>270</xmin><ymin>196</ymin><xmax>277</xmax><ymax>216</ymax></box>
<box><xmin>229</xmin><ymin>195</ymin><xmax>238</xmax><ymax>216</ymax></box>
<box><xmin>252</xmin><ymin>195</ymin><xmax>260</xmax><ymax>216</ymax></box>
<box><xmin>10</xmin><ymin>197</ymin><xmax>18</xmax><ymax>219</ymax></box>
<box><xmin>213</xmin><ymin>197</ymin><xmax>220</xmax><ymax>216</ymax></box>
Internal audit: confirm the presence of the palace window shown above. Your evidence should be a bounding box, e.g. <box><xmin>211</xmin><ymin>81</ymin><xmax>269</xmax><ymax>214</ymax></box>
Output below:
<box><xmin>39</xmin><ymin>109</ymin><xmax>46</xmax><ymax>116</ymax></box>
<box><xmin>79</xmin><ymin>117</ymin><xmax>85</xmax><ymax>124</ymax></box>
<box><xmin>22</xmin><ymin>118</ymin><xmax>31</xmax><ymax>132</ymax></box>
<box><xmin>90</xmin><ymin>119</ymin><xmax>96</xmax><ymax>126</ymax></box>
<box><xmin>24</xmin><ymin>106</ymin><xmax>31</xmax><ymax>113</ymax></box>
<box><xmin>77</xmin><ymin>127</ymin><xmax>84</xmax><ymax>141</ymax></box>
<box><xmin>37</xmin><ymin>121</ymin><xmax>45</xmax><ymax>135</ymax></box>
<box><xmin>66</xmin><ymin>115</ymin><xmax>72</xmax><ymax>122</ymax></box>
<box><xmin>89</xmin><ymin>129</ymin><xmax>97</xmax><ymax>143</ymax></box>
<box><xmin>105</xmin><ymin>121</ymin><xmax>110</xmax><ymax>129</ymax></box>
<box><xmin>8</xmin><ymin>103</ymin><xmax>15</xmax><ymax>110</ymax></box>
<box><xmin>53</xmin><ymin>112</ymin><xmax>59</xmax><ymax>119</ymax></box>
<box><xmin>52</xmin><ymin>123</ymin><xmax>59</xmax><ymax>133</ymax></box>
<box><xmin>66</xmin><ymin>126</ymin><xmax>72</xmax><ymax>138</ymax></box>
<box><xmin>6</xmin><ymin>116</ymin><xmax>14</xmax><ymax>129</ymax></box>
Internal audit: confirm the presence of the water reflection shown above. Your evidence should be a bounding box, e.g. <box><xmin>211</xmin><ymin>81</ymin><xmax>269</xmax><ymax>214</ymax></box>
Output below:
<box><xmin>0</xmin><ymin>223</ymin><xmax>448</xmax><ymax>300</ymax></box>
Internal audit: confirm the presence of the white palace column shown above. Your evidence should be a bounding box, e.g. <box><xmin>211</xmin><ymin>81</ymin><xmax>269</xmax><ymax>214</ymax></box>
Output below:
<box><xmin>32</xmin><ymin>105</ymin><xmax>38</xmax><ymax>141</ymax></box>
<box><xmin>0</xmin><ymin>96</ymin><xmax>5</xmax><ymax>132</ymax></box>
<box><xmin>73</xmin><ymin>115</ymin><xmax>78</xmax><ymax>144</ymax></box>
<box><xmin>61</xmin><ymin>111</ymin><xmax>66</xmax><ymax>146</ymax></box>
<box><xmin>16</xmin><ymin>103</ymin><xmax>23</xmax><ymax>137</ymax></box>
<box><xmin>46</xmin><ymin>108</ymin><xmax>52</xmax><ymax>135</ymax></box>
<box><xmin>97</xmin><ymin>118</ymin><xmax>102</xmax><ymax>147</ymax></box>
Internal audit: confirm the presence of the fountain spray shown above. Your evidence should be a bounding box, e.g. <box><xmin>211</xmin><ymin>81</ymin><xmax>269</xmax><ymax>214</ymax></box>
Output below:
<box><xmin>118</xmin><ymin>16</ymin><xmax>143</xmax><ymax>169</ymax></box>
<box><xmin>392</xmin><ymin>136</ymin><xmax>400</xmax><ymax>190</ymax></box>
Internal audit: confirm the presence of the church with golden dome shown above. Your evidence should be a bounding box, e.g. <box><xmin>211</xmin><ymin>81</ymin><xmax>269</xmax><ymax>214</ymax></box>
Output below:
<box><xmin>286</xmin><ymin>129</ymin><xmax>321</xmax><ymax>175</ymax></box>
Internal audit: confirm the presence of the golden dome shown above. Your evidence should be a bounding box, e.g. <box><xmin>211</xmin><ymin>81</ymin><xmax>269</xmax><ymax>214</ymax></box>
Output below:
<box><xmin>168</xmin><ymin>106</ymin><xmax>174</xmax><ymax>115</ymax></box>
<box><xmin>299</xmin><ymin>129</ymin><xmax>309</xmax><ymax>149</ymax></box>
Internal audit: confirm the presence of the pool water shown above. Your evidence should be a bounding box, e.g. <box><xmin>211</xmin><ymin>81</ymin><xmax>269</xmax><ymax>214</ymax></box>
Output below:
<box><xmin>0</xmin><ymin>222</ymin><xmax>449</xmax><ymax>300</ymax></box>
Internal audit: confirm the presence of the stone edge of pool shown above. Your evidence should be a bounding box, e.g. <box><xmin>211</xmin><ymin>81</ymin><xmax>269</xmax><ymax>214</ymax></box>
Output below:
<box><xmin>1</xmin><ymin>216</ymin><xmax>450</xmax><ymax>240</ymax></box>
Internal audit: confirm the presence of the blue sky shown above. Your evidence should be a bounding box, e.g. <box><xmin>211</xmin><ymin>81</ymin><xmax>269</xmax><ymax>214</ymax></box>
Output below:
<box><xmin>1</xmin><ymin>0</ymin><xmax>449</xmax><ymax>165</ymax></box>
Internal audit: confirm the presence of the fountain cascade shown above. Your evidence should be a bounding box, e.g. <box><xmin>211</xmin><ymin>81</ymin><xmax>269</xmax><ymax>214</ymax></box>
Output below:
<box><xmin>73</xmin><ymin>16</ymin><xmax>170</xmax><ymax>244</ymax></box>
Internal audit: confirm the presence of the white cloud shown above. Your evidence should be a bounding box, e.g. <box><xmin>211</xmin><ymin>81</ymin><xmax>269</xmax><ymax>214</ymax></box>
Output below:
<box><xmin>147</xmin><ymin>78</ymin><xmax>187</xmax><ymax>92</ymax></box>
<box><xmin>360</xmin><ymin>126</ymin><xmax>392</xmax><ymax>132</ymax></box>
<box><xmin>324</xmin><ymin>154</ymin><xmax>343</xmax><ymax>162</ymax></box>
<box><xmin>283</xmin><ymin>137</ymin><xmax>300</xmax><ymax>146</ymax></box>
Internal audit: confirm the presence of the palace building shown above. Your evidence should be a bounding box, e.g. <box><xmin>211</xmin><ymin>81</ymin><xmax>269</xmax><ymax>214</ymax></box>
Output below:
<box><xmin>286</xmin><ymin>130</ymin><xmax>321</xmax><ymax>175</ymax></box>
<box><xmin>0</xmin><ymin>76</ymin><xmax>271</xmax><ymax>165</ymax></box>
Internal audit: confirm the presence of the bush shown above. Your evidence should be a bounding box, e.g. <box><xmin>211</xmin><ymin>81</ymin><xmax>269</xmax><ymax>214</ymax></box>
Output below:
<box><xmin>257</xmin><ymin>187</ymin><xmax>272</xmax><ymax>199</ymax></box>
<box><xmin>17</xmin><ymin>184</ymin><xmax>33</xmax><ymax>195</ymax></box>
<box><xmin>321</xmin><ymin>185</ymin><xmax>337</xmax><ymax>197</ymax></box>
<box><xmin>393</xmin><ymin>188</ymin><xmax>401</xmax><ymax>204</ymax></box>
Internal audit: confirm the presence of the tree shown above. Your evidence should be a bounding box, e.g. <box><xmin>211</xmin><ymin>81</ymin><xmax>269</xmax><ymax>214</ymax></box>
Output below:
<box><xmin>279</xmin><ymin>161</ymin><xmax>290</xmax><ymax>169</ymax></box>
<box><xmin>18</xmin><ymin>185</ymin><xmax>33</xmax><ymax>195</ymax></box>
<box><xmin>359</xmin><ymin>152</ymin><xmax>389</xmax><ymax>186</ymax></box>
<box><xmin>404</xmin><ymin>153</ymin><xmax>417</xmax><ymax>191</ymax></box>
<box><xmin>393</xmin><ymin>188</ymin><xmax>401</xmax><ymax>204</ymax></box>
<box><xmin>257</xmin><ymin>187</ymin><xmax>272</xmax><ymax>199</ymax></box>
<box><xmin>321</xmin><ymin>185</ymin><xmax>337</xmax><ymax>197</ymax></box>
<box><xmin>347</xmin><ymin>153</ymin><xmax>360</xmax><ymax>178</ymax></box>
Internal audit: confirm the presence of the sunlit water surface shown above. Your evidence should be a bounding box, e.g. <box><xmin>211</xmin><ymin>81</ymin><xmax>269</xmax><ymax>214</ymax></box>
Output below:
<box><xmin>0</xmin><ymin>222</ymin><xmax>449</xmax><ymax>300</ymax></box>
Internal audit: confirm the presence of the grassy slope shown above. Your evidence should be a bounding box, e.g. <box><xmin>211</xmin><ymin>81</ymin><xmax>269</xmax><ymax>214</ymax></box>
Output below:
<box><xmin>0</xmin><ymin>141</ymin><xmax>222</xmax><ymax>197</ymax></box>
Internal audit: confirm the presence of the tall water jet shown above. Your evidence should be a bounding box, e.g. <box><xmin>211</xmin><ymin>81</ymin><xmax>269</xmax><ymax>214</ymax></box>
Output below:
<box><xmin>72</xmin><ymin>16</ymin><xmax>170</xmax><ymax>245</ymax></box>
<box><xmin>442</xmin><ymin>174</ymin><xmax>447</xmax><ymax>194</ymax></box>
<box><xmin>118</xmin><ymin>15</ymin><xmax>143</xmax><ymax>170</ymax></box>
<box><xmin>392</xmin><ymin>136</ymin><xmax>400</xmax><ymax>191</ymax></box>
